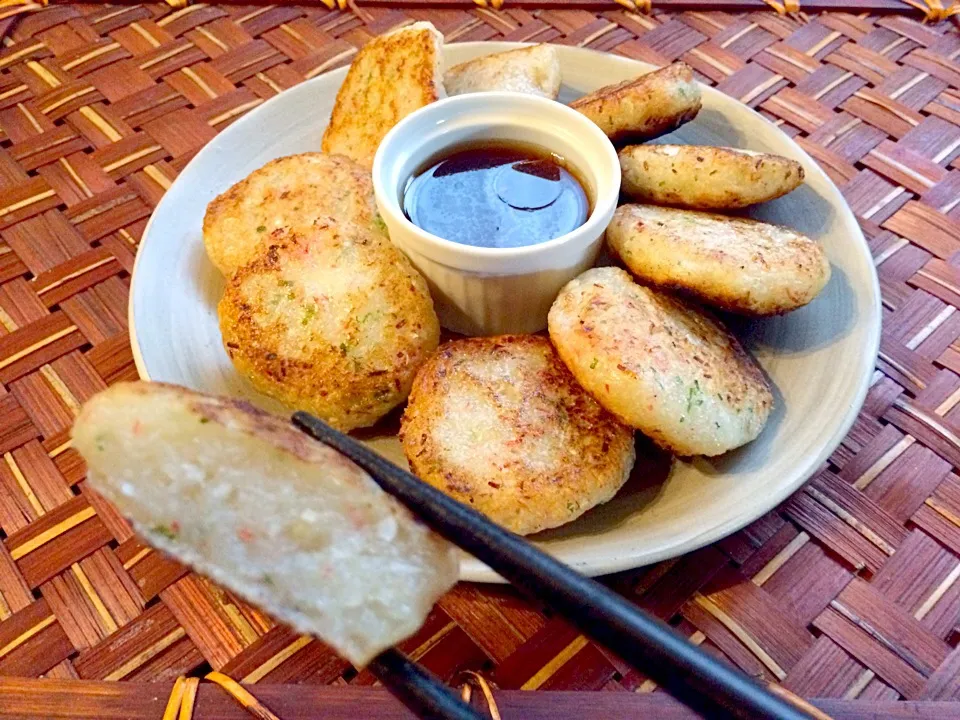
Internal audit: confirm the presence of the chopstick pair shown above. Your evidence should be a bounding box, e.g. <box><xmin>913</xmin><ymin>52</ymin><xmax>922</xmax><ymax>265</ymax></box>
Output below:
<box><xmin>293</xmin><ymin>412</ymin><xmax>825</xmax><ymax>720</ymax></box>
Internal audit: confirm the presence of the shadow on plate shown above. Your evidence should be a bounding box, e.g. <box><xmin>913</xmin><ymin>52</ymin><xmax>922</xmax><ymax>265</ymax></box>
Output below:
<box><xmin>688</xmin><ymin>374</ymin><xmax>785</xmax><ymax>477</ymax></box>
<box><xmin>187</xmin><ymin>235</ymin><xmax>226</xmax><ymax>314</ymax></box>
<box><xmin>352</xmin><ymin>403</ymin><xmax>405</xmax><ymax>440</ymax></box>
<box><xmin>748</xmin><ymin>182</ymin><xmax>832</xmax><ymax>237</ymax></box>
<box><xmin>724</xmin><ymin>264</ymin><xmax>857</xmax><ymax>356</ymax></box>
<box><xmin>671</xmin><ymin>107</ymin><xmax>749</xmax><ymax>148</ymax></box>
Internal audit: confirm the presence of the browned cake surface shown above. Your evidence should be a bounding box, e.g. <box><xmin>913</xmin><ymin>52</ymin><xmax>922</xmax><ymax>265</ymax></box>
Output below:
<box><xmin>0</xmin><ymin>5</ymin><xmax>958</xmax><ymax>715</ymax></box>
<box><xmin>218</xmin><ymin>219</ymin><xmax>439</xmax><ymax>431</ymax></box>
<box><xmin>400</xmin><ymin>335</ymin><xmax>636</xmax><ymax>534</ymax></box>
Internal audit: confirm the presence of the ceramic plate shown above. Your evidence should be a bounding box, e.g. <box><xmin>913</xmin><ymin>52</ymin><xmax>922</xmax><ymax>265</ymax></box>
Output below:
<box><xmin>130</xmin><ymin>43</ymin><xmax>881</xmax><ymax>582</ymax></box>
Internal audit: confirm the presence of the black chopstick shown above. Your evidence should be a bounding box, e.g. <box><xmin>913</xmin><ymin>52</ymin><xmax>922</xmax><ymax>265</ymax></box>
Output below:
<box><xmin>293</xmin><ymin>412</ymin><xmax>817</xmax><ymax>720</ymax></box>
<box><xmin>369</xmin><ymin>648</ymin><xmax>482</xmax><ymax>720</ymax></box>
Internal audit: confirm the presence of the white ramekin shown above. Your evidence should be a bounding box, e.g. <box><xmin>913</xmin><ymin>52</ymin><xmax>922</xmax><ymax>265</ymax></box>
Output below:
<box><xmin>372</xmin><ymin>92</ymin><xmax>620</xmax><ymax>336</ymax></box>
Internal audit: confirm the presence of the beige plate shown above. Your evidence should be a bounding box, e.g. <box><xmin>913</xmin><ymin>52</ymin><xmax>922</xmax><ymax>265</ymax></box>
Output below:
<box><xmin>130</xmin><ymin>43</ymin><xmax>881</xmax><ymax>582</ymax></box>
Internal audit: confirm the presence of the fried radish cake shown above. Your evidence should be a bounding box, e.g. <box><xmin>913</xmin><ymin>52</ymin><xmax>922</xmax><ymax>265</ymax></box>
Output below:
<box><xmin>548</xmin><ymin>267</ymin><xmax>773</xmax><ymax>456</ymax></box>
<box><xmin>400</xmin><ymin>335</ymin><xmax>635</xmax><ymax>535</ymax></box>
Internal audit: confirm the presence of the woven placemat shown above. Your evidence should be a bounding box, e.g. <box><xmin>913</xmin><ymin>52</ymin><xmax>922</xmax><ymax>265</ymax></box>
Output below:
<box><xmin>0</xmin><ymin>4</ymin><xmax>958</xmax><ymax>714</ymax></box>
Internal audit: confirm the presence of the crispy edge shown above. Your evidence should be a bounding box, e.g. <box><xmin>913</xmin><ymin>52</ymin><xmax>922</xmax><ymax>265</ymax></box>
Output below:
<box><xmin>73</xmin><ymin>380</ymin><xmax>360</xmax><ymax>471</ymax></box>
<box><xmin>569</xmin><ymin>62</ymin><xmax>701</xmax><ymax>142</ymax></box>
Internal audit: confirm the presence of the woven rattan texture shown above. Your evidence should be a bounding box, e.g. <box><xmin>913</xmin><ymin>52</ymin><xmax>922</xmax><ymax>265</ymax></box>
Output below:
<box><xmin>0</xmin><ymin>4</ymin><xmax>958</xmax><ymax>706</ymax></box>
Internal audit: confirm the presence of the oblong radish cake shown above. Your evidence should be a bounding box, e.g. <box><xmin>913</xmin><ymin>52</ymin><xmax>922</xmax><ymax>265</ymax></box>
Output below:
<box><xmin>321</xmin><ymin>22</ymin><xmax>445</xmax><ymax>167</ymax></box>
<box><xmin>607</xmin><ymin>204</ymin><xmax>831</xmax><ymax>316</ymax></box>
<box><xmin>548</xmin><ymin>267</ymin><xmax>773</xmax><ymax>457</ymax></box>
<box><xmin>618</xmin><ymin>145</ymin><xmax>804</xmax><ymax>209</ymax></box>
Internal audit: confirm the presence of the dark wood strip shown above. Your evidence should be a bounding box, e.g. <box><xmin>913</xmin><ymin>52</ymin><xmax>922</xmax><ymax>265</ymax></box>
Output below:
<box><xmin>73</xmin><ymin>0</ymin><xmax>928</xmax><ymax>9</ymax></box>
<box><xmin>0</xmin><ymin>679</ymin><xmax>958</xmax><ymax>719</ymax></box>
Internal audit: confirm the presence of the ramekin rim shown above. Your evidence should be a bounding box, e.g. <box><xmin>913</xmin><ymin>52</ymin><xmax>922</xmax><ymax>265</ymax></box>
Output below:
<box><xmin>372</xmin><ymin>92</ymin><xmax>620</xmax><ymax>266</ymax></box>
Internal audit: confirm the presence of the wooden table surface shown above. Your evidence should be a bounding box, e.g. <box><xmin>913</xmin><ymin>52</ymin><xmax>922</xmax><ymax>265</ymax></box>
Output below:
<box><xmin>0</xmin><ymin>4</ymin><xmax>958</xmax><ymax>717</ymax></box>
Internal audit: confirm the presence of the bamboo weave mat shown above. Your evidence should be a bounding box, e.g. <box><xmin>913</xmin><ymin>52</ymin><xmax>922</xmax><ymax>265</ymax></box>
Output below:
<box><xmin>0</xmin><ymin>4</ymin><xmax>959</xmax><ymax>718</ymax></box>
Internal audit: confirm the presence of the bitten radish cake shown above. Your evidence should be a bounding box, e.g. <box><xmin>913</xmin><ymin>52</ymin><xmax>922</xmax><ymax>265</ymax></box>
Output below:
<box><xmin>218</xmin><ymin>218</ymin><xmax>439</xmax><ymax>431</ymax></box>
<box><xmin>607</xmin><ymin>204</ymin><xmax>831</xmax><ymax>316</ymax></box>
<box><xmin>548</xmin><ymin>267</ymin><xmax>773</xmax><ymax>457</ymax></box>
<box><xmin>203</xmin><ymin>152</ymin><xmax>382</xmax><ymax>277</ymax></box>
<box><xmin>72</xmin><ymin>382</ymin><xmax>458</xmax><ymax>667</ymax></box>
<box><xmin>400</xmin><ymin>335</ymin><xmax>636</xmax><ymax>535</ymax></box>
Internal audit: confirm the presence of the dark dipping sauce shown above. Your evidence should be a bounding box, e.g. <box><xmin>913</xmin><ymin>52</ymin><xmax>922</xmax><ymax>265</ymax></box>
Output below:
<box><xmin>402</xmin><ymin>141</ymin><xmax>590</xmax><ymax>249</ymax></box>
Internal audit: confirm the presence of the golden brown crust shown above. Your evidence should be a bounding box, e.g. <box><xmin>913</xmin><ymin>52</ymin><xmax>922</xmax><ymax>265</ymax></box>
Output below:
<box><xmin>569</xmin><ymin>63</ymin><xmax>701</xmax><ymax>142</ymax></box>
<box><xmin>618</xmin><ymin>145</ymin><xmax>805</xmax><ymax>209</ymax></box>
<box><xmin>607</xmin><ymin>204</ymin><xmax>831</xmax><ymax>315</ymax></box>
<box><xmin>218</xmin><ymin>218</ymin><xmax>440</xmax><ymax>431</ymax></box>
<box><xmin>321</xmin><ymin>22</ymin><xmax>445</xmax><ymax>167</ymax></box>
<box><xmin>90</xmin><ymin>381</ymin><xmax>359</xmax><ymax>471</ymax></box>
<box><xmin>399</xmin><ymin>335</ymin><xmax>636</xmax><ymax>535</ymax></box>
<box><xmin>202</xmin><ymin>152</ymin><xmax>383</xmax><ymax>277</ymax></box>
<box><xmin>548</xmin><ymin>267</ymin><xmax>773</xmax><ymax>457</ymax></box>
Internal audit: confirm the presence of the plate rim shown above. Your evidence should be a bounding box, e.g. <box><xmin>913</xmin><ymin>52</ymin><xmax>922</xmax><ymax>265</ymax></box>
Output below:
<box><xmin>129</xmin><ymin>41</ymin><xmax>882</xmax><ymax>582</ymax></box>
